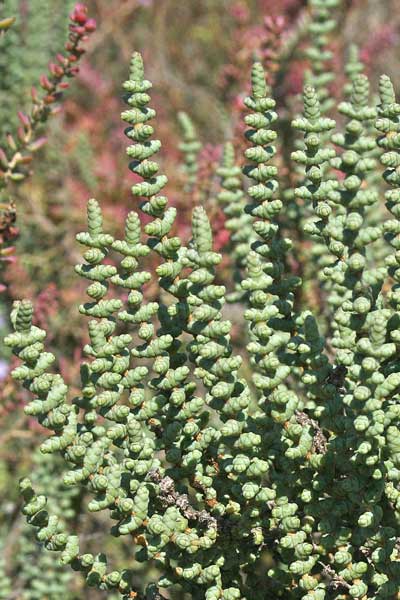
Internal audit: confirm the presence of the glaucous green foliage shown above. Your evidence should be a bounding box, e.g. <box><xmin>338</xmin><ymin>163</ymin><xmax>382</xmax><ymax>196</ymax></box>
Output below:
<box><xmin>6</xmin><ymin>21</ymin><xmax>400</xmax><ymax>600</ymax></box>
<box><xmin>178</xmin><ymin>111</ymin><xmax>202</xmax><ymax>193</ymax></box>
<box><xmin>216</xmin><ymin>142</ymin><xmax>253</xmax><ymax>302</ymax></box>
<box><xmin>0</xmin><ymin>0</ymin><xmax>75</xmax><ymax>136</ymax></box>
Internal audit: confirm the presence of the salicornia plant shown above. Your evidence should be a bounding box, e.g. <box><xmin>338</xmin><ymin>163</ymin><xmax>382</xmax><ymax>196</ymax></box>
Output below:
<box><xmin>5</xmin><ymin>14</ymin><xmax>400</xmax><ymax>600</ymax></box>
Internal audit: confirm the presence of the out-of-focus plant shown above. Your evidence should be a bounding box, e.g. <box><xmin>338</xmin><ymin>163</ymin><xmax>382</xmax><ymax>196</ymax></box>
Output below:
<box><xmin>0</xmin><ymin>2</ymin><xmax>96</xmax><ymax>293</ymax></box>
<box><xmin>177</xmin><ymin>111</ymin><xmax>202</xmax><ymax>193</ymax></box>
<box><xmin>0</xmin><ymin>0</ymin><xmax>76</xmax><ymax>135</ymax></box>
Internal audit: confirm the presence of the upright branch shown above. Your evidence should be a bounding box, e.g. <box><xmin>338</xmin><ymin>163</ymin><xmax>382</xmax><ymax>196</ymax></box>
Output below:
<box><xmin>344</xmin><ymin>44</ymin><xmax>365</xmax><ymax>96</ymax></box>
<box><xmin>177</xmin><ymin>111</ymin><xmax>202</xmax><ymax>193</ymax></box>
<box><xmin>304</xmin><ymin>0</ymin><xmax>341</xmax><ymax>113</ymax></box>
<box><xmin>216</xmin><ymin>142</ymin><xmax>253</xmax><ymax>302</ymax></box>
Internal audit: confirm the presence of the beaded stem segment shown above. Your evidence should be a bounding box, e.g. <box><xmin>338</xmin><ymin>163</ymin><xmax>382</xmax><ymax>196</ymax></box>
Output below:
<box><xmin>216</xmin><ymin>142</ymin><xmax>253</xmax><ymax>301</ymax></box>
<box><xmin>177</xmin><ymin>111</ymin><xmax>202</xmax><ymax>193</ymax></box>
<box><xmin>305</xmin><ymin>0</ymin><xmax>341</xmax><ymax>113</ymax></box>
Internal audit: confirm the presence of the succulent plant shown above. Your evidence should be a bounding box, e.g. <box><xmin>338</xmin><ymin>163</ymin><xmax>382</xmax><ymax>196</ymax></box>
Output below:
<box><xmin>5</xmin><ymin>1</ymin><xmax>400</xmax><ymax>599</ymax></box>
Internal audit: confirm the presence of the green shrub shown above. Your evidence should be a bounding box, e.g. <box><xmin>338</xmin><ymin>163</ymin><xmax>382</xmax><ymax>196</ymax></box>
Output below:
<box><xmin>5</xmin><ymin>9</ymin><xmax>400</xmax><ymax>600</ymax></box>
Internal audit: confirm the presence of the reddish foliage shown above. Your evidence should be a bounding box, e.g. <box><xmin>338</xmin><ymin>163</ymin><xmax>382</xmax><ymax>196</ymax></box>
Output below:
<box><xmin>360</xmin><ymin>25</ymin><xmax>398</xmax><ymax>68</ymax></box>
